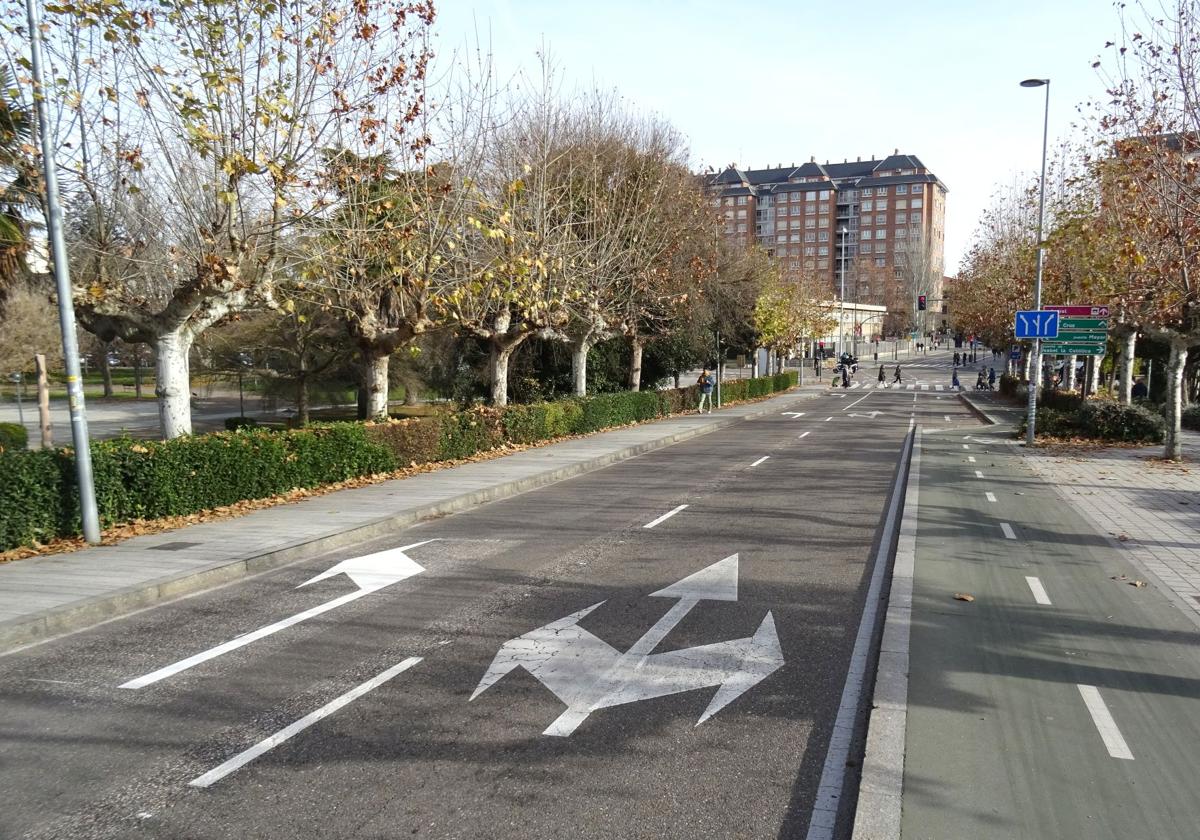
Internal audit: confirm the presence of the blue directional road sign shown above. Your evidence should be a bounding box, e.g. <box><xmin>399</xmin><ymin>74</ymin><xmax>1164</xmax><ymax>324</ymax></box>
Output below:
<box><xmin>1010</xmin><ymin>344</ymin><xmax>1022</xmax><ymax>361</ymax></box>
<box><xmin>1014</xmin><ymin>310</ymin><xmax>1060</xmax><ymax>339</ymax></box>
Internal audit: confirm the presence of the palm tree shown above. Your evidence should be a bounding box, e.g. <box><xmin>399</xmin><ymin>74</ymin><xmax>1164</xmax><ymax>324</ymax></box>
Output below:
<box><xmin>0</xmin><ymin>65</ymin><xmax>39</xmax><ymax>302</ymax></box>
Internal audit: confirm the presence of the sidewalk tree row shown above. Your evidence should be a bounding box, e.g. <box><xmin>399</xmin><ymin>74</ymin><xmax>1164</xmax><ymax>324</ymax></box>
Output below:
<box><xmin>2</xmin><ymin>0</ymin><xmax>817</xmax><ymax>439</ymax></box>
<box><xmin>951</xmin><ymin>4</ymin><xmax>1200</xmax><ymax>460</ymax></box>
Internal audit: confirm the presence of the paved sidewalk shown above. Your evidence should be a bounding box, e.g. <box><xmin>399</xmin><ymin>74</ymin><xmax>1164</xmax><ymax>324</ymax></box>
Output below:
<box><xmin>0</xmin><ymin>389</ymin><xmax>817</xmax><ymax>652</ymax></box>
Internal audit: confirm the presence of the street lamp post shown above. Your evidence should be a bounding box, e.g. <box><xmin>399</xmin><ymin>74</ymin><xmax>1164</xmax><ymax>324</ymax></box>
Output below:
<box><xmin>25</xmin><ymin>0</ymin><xmax>101</xmax><ymax>543</ymax></box>
<box><xmin>838</xmin><ymin>226</ymin><xmax>848</xmax><ymax>358</ymax></box>
<box><xmin>1021</xmin><ymin>77</ymin><xmax>1050</xmax><ymax>447</ymax></box>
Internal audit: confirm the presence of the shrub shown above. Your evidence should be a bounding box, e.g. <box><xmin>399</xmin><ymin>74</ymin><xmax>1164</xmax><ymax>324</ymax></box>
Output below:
<box><xmin>998</xmin><ymin>373</ymin><xmax>1019</xmax><ymax>397</ymax></box>
<box><xmin>1181</xmin><ymin>405</ymin><xmax>1200</xmax><ymax>432</ymax></box>
<box><xmin>1077</xmin><ymin>401</ymin><xmax>1164</xmax><ymax>443</ymax></box>
<box><xmin>1039</xmin><ymin>389</ymin><xmax>1083</xmax><ymax>412</ymax></box>
<box><xmin>1017</xmin><ymin>407</ymin><xmax>1080</xmax><ymax>439</ymax></box>
<box><xmin>365</xmin><ymin>417</ymin><xmax>442</xmax><ymax>465</ymax></box>
<box><xmin>0</xmin><ymin>422</ymin><xmax>28</xmax><ymax>452</ymax></box>
<box><xmin>438</xmin><ymin>406</ymin><xmax>504</xmax><ymax>460</ymax></box>
<box><xmin>224</xmin><ymin>416</ymin><xmax>259</xmax><ymax>431</ymax></box>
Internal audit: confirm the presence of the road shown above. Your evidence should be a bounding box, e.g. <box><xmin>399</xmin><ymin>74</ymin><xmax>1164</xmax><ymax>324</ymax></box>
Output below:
<box><xmin>0</xmin><ymin>378</ymin><xmax>978</xmax><ymax>839</ymax></box>
<box><xmin>902</xmin><ymin>425</ymin><xmax>1200</xmax><ymax>838</ymax></box>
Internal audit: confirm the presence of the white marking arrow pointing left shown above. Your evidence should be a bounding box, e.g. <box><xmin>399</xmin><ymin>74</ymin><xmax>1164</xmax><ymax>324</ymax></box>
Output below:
<box><xmin>120</xmin><ymin>540</ymin><xmax>435</xmax><ymax>689</ymax></box>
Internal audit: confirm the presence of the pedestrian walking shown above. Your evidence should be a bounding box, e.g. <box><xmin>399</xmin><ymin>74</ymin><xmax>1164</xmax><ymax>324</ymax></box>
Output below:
<box><xmin>841</xmin><ymin>366</ymin><xmax>850</xmax><ymax>388</ymax></box>
<box><xmin>878</xmin><ymin>363</ymin><xmax>886</xmax><ymax>387</ymax></box>
<box><xmin>697</xmin><ymin>369</ymin><xmax>714</xmax><ymax>413</ymax></box>
<box><xmin>814</xmin><ymin>356</ymin><xmax>821</xmax><ymax>376</ymax></box>
<box><xmin>892</xmin><ymin>364</ymin><xmax>902</xmax><ymax>384</ymax></box>
<box><xmin>951</xmin><ymin>367</ymin><xmax>961</xmax><ymax>391</ymax></box>
<box><xmin>988</xmin><ymin>367</ymin><xmax>996</xmax><ymax>390</ymax></box>
<box><xmin>953</xmin><ymin>351</ymin><xmax>960</xmax><ymax>366</ymax></box>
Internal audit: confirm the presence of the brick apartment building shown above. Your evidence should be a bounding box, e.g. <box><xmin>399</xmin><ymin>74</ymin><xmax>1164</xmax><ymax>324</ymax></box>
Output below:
<box><xmin>705</xmin><ymin>152</ymin><xmax>948</xmax><ymax>329</ymax></box>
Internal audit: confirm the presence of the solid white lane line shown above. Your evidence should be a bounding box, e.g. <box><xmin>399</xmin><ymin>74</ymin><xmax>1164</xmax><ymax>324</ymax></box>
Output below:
<box><xmin>986</xmin><ymin>492</ymin><xmax>997</xmax><ymax>503</ymax></box>
<box><xmin>1077</xmin><ymin>684</ymin><xmax>1135</xmax><ymax>760</ymax></box>
<box><xmin>968</xmin><ymin>456</ymin><xmax>977</xmax><ymax>463</ymax></box>
<box><xmin>643</xmin><ymin>504</ymin><xmax>688</xmax><ymax>529</ymax></box>
<box><xmin>121</xmin><ymin>592</ymin><xmax>368</xmax><ymax>689</ymax></box>
<box><xmin>974</xmin><ymin>470</ymin><xmax>984</xmax><ymax>478</ymax></box>
<box><xmin>1025</xmin><ymin>576</ymin><xmax>1052</xmax><ymax>605</ymax></box>
<box><xmin>799</xmin><ymin>431</ymin><xmax>811</xmax><ymax>439</ymax></box>
<box><xmin>750</xmin><ymin>456</ymin><xmax>770</xmax><ymax>467</ymax></box>
<box><xmin>1000</xmin><ymin>522</ymin><xmax>1017</xmax><ymax>540</ymax></box>
<box><xmin>843</xmin><ymin>394</ymin><xmax>871</xmax><ymax>411</ymax></box>
<box><xmin>189</xmin><ymin>657</ymin><xmax>423</xmax><ymax>787</ymax></box>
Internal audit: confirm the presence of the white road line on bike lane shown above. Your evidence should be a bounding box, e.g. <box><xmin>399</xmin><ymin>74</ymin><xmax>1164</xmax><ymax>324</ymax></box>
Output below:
<box><xmin>843</xmin><ymin>393</ymin><xmax>871</xmax><ymax>411</ymax></box>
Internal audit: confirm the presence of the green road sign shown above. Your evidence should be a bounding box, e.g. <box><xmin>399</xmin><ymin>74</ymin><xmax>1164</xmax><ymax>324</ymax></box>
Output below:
<box><xmin>1046</xmin><ymin>331</ymin><xmax>1107</xmax><ymax>342</ymax></box>
<box><xmin>1057</xmin><ymin>318</ymin><xmax>1109</xmax><ymax>330</ymax></box>
<box><xmin>1042</xmin><ymin>344</ymin><xmax>1106</xmax><ymax>356</ymax></box>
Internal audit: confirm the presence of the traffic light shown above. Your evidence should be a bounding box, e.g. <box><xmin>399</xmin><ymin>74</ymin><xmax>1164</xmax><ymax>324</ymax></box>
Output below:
<box><xmin>917</xmin><ymin>294</ymin><xmax>927</xmax><ymax>311</ymax></box>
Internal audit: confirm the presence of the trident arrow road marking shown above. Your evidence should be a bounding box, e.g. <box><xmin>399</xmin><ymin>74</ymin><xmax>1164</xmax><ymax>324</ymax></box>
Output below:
<box><xmin>847</xmin><ymin>411</ymin><xmax>883</xmax><ymax>419</ymax></box>
<box><xmin>120</xmin><ymin>540</ymin><xmax>436</xmax><ymax>689</ymax></box>
<box><xmin>470</xmin><ymin>554</ymin><xmax>784</xmax><ymax>737</ymax></box>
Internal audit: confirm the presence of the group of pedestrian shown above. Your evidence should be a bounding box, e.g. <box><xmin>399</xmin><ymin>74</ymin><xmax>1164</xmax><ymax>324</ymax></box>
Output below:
<box><xmin>876</xmin><ymin>364</ymin><xmax>902</xmax><ymax>386</ymax></box>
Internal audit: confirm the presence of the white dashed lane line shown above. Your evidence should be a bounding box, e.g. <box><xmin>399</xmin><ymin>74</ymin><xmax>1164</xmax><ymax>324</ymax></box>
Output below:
<box><xmin>750</xmin><ymin>456</ymin><xmax>770</xmax><ymax>467</ymax></box>
<box><xmin>974</xmin><ymin>470</ymin><xmax>984</xmax><ymax>478</ymax></box>
<box><xmin>643</xmin><ymin>504</ymin><xmax>688</xmax><ymax>529</ymax></box>
<box><xmin>1077</xmin><ymin>684</ymin><xmax>1135</xmax><ymax>760</ymax></box>
<box><xmin>986</xmin><ymin>492</ymin><xmax>997</xmax><ymax>503</ymax></box>
<box><xmin>798</xmin><ymin>431</ymin><xmax>811</xmax><ymax>439</ymax></box>
<box><xmin>1000</xmin><ymin>522</ymin><xmax>1017</xmax><ymax>540</ymax></box>
<box><xmin>1025</xmin><ymin>576</ymin><xmax>1052</xmax><ymax>605</ymax></box>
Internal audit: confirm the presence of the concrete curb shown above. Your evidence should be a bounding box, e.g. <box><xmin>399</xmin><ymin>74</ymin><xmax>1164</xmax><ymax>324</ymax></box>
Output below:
<box><xmin>851</xmin><ymin>427</ymin><xmax>921</xmax><ymax>840</ymax></box>
<box><xmin>0</xmin><ymin>390</ymin><xmax>817</xmax><ymax>654</ymax></box>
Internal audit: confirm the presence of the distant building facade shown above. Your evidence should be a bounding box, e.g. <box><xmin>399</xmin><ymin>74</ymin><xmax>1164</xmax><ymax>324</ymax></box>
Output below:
<box><xmin>705</xmin><ymin>153</ymin><xmax>948</xmax><ymax>330</ymax></box>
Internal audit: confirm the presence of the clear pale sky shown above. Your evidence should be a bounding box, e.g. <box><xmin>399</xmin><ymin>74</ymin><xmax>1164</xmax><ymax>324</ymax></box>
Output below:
<box><xmin>432</xmin><ymin>0</ymin><xmax>1123</xmax><ymax>274</ymax></box>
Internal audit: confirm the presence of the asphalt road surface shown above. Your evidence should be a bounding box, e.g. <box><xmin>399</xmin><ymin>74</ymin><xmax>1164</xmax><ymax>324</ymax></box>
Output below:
<box><xmin>0</xmin><ymin>383</ymin><xmax>979</xmax><ymax>840</ymax></box>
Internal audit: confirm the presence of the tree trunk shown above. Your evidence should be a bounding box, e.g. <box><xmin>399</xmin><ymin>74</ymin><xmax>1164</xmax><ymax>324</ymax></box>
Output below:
<box><xmin>571</xmin><ymin>338</ymin><xmax>591</xmax><ymax>397</ymax></box>
<box><xmin>1022</xmin><ymin>349</ymin><xmax>1033</xmax><ymax>382</ymax></box>
<box><xmin>1117</xmin><ymin>331</ymin><xmax>1136</xmax><ymax>404</ymax></box>
<box><xmin>404</xmin><ymin>381</ymin><xmax>419</xmax><ymax>406</ymax></box>
<box><xmin>750</xmin><ymin>352</ymin><xmax>758</xmax><ymax>379</ymax></box>
<box><xmin>134</xmin><ymin>352</ymin><xmax>143</xmax><ymax>399</ymax></box>
<box><xmin>1064</xmin><ymin>355</ymin><xmax>1077</xmax><ymax>391</ymax></box>
<box><xmin>296</xmin><ymin>377</ymin><xmax>310</xmax><ymax>427</ymax></box>
<box><xmin>1164</xmin><ymin>340</ymin><xmax>1188</xmax><ymax>461</ymax></box>
<box><xmin>1090</xmin><ymin>355</ymin><xmax>1102</xmax><ymax>395</ymax></box>
<box><xmin>673</xmin><ymin>372</ymin><xmax>681</xmax><ymax>389</ymax></box>
<box><xmin>489</xmin><ymin>339</ymin><xmax>521</xmax><ymax>407</ymax></box>
<box><xmin>35</xmin><ymin>354</ymin><xmax>51</xmax><ymax>448</ymax></box>
<box><xmin>155</xmin><ymin>330</ymin><xmax>194</xmax><ymax>438</ymax></box>
<box><xmin>627</xmin><ymin>335</ymin><xmax>644</xmax><ymax>392</ymax></box>
<box><xmin>363</xmin><ymin>352</ymin><xmax>390</xmax><ymax>420</ymax></box>
<box><xmin>99</xmin><ymin>342</ymin><xmax>114</xmax><ymax>398</ymax></box>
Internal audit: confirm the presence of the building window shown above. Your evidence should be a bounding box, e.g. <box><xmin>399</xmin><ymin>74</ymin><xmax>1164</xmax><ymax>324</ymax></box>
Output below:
<box><xmin>861</xmin><ymin>200</ymin><xmax>873</xmax><ymax>212</ymax></box>
<box><xmin>896</xmin><ymin>222</ymin><xmax>908</xmax><ymax>233</ymax></box>
<box><xmin>725</xmin><ymin>225</ymin><xmax>735</xmax><ymax>234</ymax></box>
<box><xmin>876</xmin><ymin>200</ymin><xmax>887</xmax><ymax>211</ymax></box>
<box><xmin>848</xmin><ymin>218</ymin><xmax>859</xmax><ymax>230</ymax></box>
<box><xmin>791</xmin><ymin>233</ymin><xmax>801</xmax><ymax>242</ymax></box>
<box><xmin>806</xmin><ymin>218</ymin><xmax>816</xmax><ymax>228</ymax></box>
<box><xmin>910</xmin><ymin>184</ymin><xmax>923</xmax><ymax>195</ymax></box>
<box><xmin>776</xmin><ymin>220</ymin><xmax>787</xmax><ymax>231</ymax></box>
<box><xmin>818</xmin><ymin>203</ymin><xmax>829</xmax><ymax>213</ymax></box>
<box><xmin>876</xmin><ymin>186</ymin><xmax>888</xmax><ymax>196</ymax></box>
<box><xmin>818</xmin><ymin>230</ymin><xmax>829</xmax><ymax>242</ymax></box>
<box><xmin>860</xmin><ymin>229</ymin><xmax>871</xmax><ymax>240</ymax></box>
<box><xmin>787</xmin><ymin>205</ymin><xmax>798</xmax><ymax>215</ymax></box>
<box><xmin>818</xmin><ymin>246</ymin><xmax>829</xmax><ymax>256</ymax></box>
<box><xmin>875</xmin><ymin>228</ymin><xmax>886</xmax><ymax>239</ymax></box>
<box><xmin>807</xmin><ymin>190</ymin><xmax>817</xmax><ymax>199</ymax></box>
<box><xmin>911</xmin><ymin>198</ymin><xmax>924</xmax><ymax>209</ymax></box>
<box><xmin>737</xmin><ymin>209</ymin><xmax>747</xmax><ymax>219</ymax></box>
<box><xmin>804</xmin><ymin>246</ymin><xmax>816</xmax><ymax>256</ymax></box>
<box><xmin>725</xmin><ymin>197</ymin><xmax>734</xmax><ymax>206</ymax></box>
<box><xmin>875</xmin><ymin>257</ymin><xmax>886</xmax><ymax>267</ymax></box>
<box><xmin>901</xmin><ymin>169</ymin><xmax>915</xmax><ymax>175</ymax></box>
<box><xmin>895</xmin><ymin>199</ymin><xmax>907</xmax><ymax>210</ymax></box>
<box><xmin>805</xmin><ymin>232</ymin><xmax>817</xmax><ymax>243</ymax></box>
<box><xmin>818</xmin><ymin>259</ymin><xmax>829</xmax><ymax>269</ymax></box>
<box><xmin>896</xmin><ymin>184</ymin><xmax>908</xmax><ymax>195</ymax></box>
<box><xmin>861</xmin><ymin>187</ymin><xmax>873</xmax><ymax>197</ymax></box>
<box><xmin>818</xmin><ymin>218</ymin><xmax>829</xmax><ymax>228</ymax></box>
<box><xmin>875</xmin><ymin>242</ymin><xmax>887</xmax><ymax>253</ymax></box>
<box><xmin>843</xmin><ymin>189</ymin><xmax>857</xmax><ymax>201</ymax></box>
<box><xmin>777</xmin><ymin>193</ymin><xmax>788</xmax><ymax>203</ymax></box>
<box><xmin>737</xmin><ymin>223</ymin><xmax>747</xmax><ymax>232</ymax></box>
<box><xmin>791</xmin><ymin>219</ymin><xmax>802</xmax><ymax>229</ymax></box>
<box><xmin>805</xmin><ymin>203</ymin><xmax>816</xmax><ymax>215</ymax></box>
<box><xmin>875</xmin><ymin>214</ymin><xmax>886</xmax><ymax>225</ymax></box>
<box><xmin>819</xmin><ymin>189</ymin><xmax>830</xmax><ymax>200</ymax></box>
<box><xmin>725</xmin><ymin>210</ymin><xmax>734</xmax><ymax>219</ymax></box>
<box><xmin>737</xmin><ymin>196</ymin><xmax>747</xmax><ymax>205</ymax></box>
<box><xmin>805</xmin><ymin>260</ymin><xmax>816</xmax><ymax>269</ymax></box>
<box><xmin>789</xmin><ymin>261</ymin><xmax>801</xmax><ymax>270</ymax></box>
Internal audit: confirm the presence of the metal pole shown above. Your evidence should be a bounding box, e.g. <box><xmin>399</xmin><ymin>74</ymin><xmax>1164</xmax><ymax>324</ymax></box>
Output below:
<box><xmin>838</xmin><ymin>227</ymin><xmax>847</xmax><ymax>358</ymax></box>
<box><xmin>25</xmin><ymin>0</ymin><xmax>101</xmax><ymax>543</ymax></box>
<box><xmin>1025</xmin><ymin>79</ymin><xmax>1050</xmax><ymax>448</ymax></box>
<box><xmin>15</xmin><ymin>373</ymin><xmax>24</xmax><ymax>426</ymax></box>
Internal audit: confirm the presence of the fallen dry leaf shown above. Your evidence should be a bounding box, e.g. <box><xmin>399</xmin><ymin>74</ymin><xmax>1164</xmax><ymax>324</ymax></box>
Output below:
<box><xmin>954</xmin><ymin>593</ymin><xmax>976</xmax><ymax>602</ymax></box>
<box><xmin>1130</xmin><ymin>580</ymin><xmax>1147</xmax><ymax>588</ymax></box>
<box><xmin>1117</xmin><ymin>534</ymin><xmax>1130</xmax><ymax>541</ymax></box>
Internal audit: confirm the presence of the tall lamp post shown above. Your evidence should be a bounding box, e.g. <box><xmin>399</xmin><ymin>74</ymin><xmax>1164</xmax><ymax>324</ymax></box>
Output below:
<box><xmin>26</xmin><ymin>0</ymin><xmax>101</xmax><ymax>543</ymax></box>
<box><xmin>1021</xmin><ymin>77</ymin><xmax>1050</xmax><ymax>447</ymax></box>
<box><xmin>838</xmin><ymin>226</ymin><xmax>849</xmax><ymax>358</ymax></box>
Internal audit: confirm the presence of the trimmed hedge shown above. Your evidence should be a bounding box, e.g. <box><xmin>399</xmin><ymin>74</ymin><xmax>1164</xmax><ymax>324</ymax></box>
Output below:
<box><xmin>0</xmin><ymin>425</ymin><xmax>395</xmax><ymax>550</ymax></box>
<box><xmin>1182</xmin><ymin>405</ymin><xmax>1200</xmax><ymax>432</ymax></box>
<box><xmin>0</xmin><ymin>372</ymin><xmax>796</xmax><ymax>551</ymax></box>
<box><xmin>1039</xmin><ymin>389</ymin><xmax>1083</xmax><ymax>412</ymax></box>
<box><xmin>0</xmin><ymin>422</ymin><xmax>27</xmax><ymax>452</ymax></box>
<box><xmin>1017</xmin><ymin>400</ymin><xmax>1164</xmax><ymax>444</ymax></box>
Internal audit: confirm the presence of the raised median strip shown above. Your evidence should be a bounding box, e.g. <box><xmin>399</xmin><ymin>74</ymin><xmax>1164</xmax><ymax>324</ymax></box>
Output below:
<box><xmin>0</xmin><ymin>390</ymin><xmax>818</xmax><ymax>654</ymax></box>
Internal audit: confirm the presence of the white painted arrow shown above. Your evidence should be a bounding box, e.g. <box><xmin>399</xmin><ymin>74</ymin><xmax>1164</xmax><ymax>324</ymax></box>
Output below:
<box><xmin>782</xmin><ymin>411</ymin><xmax>806</xmax><ymax>418</ymax></box>
<box><xmin>847</xmin><ymin>411</ymin><xmax>883</xmax><ymax>419</ymax></box>
<box><xmin>471</xmin><ymin>554</ymin><xmax>784</xmax><ymax>736</ymax></box>
<box><xmin>120</xmin><ymin>540</ymin><xmax>435</xmax><ymax>689</ymax></box>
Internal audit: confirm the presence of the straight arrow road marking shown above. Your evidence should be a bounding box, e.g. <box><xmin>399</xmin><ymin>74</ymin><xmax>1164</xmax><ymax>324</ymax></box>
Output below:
<box><xmin>644</xmin><ymin>504</ymin><xmax>688</xmax><ymax>529</ymax></box>
<box><xmin>750</xmin><ymin>456</ymin><xmax>770</xmax><ymax>467</ymax></box>
<box><xmin>189</xmin><ymin>657</ymin><xmax>423</xmax><ymax>788</ymax></box>
<box><xmin>1000</xmin><ymin>523</ymin><xmax>1017</xmax><ymax>540</ymax></box>
<box><xmin>1025</xmin><ymin>576</ymin><xmax>1052</xmax><ymax>605</ymax></box>
<box><xmin>120</xmin><ymin>541</ymin><xmax>435</xmax><ymax>689</ymax></box>
<box><xmin>1077</xmin><ymin>684</ymin><xmax>1135</xmax><ymax>760</ymax></box>
<box><xmin>974</xmin><ymin>470</ymin><xmax>984</xmax><ymax>478</ymax></box>
<box><xmin>986</xmin><ymin>492</ymin><xmax>997</xmax><ymax>503</ymax></box>
<box><xmin>968</xmin><ymin>456</ymin><xmax>976</xmax><ymax>463</ymax></box>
